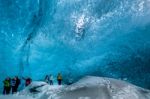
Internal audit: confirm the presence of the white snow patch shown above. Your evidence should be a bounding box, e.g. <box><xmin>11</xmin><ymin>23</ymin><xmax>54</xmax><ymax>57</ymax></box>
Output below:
<box><xmin>0</xmin><ymin>76</ymin><xmax>150</xmax><ymax>99</ymax></box>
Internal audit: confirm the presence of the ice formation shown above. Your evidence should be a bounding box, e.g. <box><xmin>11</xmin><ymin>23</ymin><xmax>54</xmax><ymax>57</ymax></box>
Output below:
<box><xmin>0</xmin><ymin>0</ymin><xmax>150</xmax><ymax>90</ymax></box>
<box><xmin>1</xmin><ymin>76</ymin><xmax>150</xmax><ymax>99</ymax></box>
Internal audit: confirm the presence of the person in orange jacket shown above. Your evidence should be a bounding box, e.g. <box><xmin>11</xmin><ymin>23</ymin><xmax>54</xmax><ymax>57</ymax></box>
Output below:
<box><xmin>57</xmin><ymin>73</ymin><xmax>62</xmax><ymax>85</ymax></box>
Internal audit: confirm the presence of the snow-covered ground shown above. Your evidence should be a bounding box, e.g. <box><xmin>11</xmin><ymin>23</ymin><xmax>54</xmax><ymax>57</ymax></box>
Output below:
<box><xmin>0</xmin><ymin>76</ymin><xmax>150</xmax><ymax>99</ymax></box>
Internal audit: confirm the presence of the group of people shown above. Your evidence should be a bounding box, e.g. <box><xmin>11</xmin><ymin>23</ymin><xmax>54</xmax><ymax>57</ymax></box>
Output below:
<box><xmin>3</xmin><ymin>76</ymin><xmax>32</xmax><ymax>95</ymax></box>
<box><xmin>3</xmin><ymin>73</ymin><xmax>63</xmax><ymax>95</ymax></box>
<box><xmin>3</xmin><ymin>76</ymin><xmax>20</xmax><ymax>95</ymax></box>
<box><xmin>45</xmin><ymin>73</ymin><xmax>63</xmax><ymax>85</ymax></box>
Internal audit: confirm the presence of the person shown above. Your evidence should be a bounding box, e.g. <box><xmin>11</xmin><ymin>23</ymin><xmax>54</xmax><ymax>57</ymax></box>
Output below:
<box><xmin>49</xmin><ymin>74</ymin><xmax>53</xmax><ymax>85</ymax></box>
<box><xmin>3</xmin><ymin>77</ymin><xmax>11</xmax><ymax>95</ymax></box>
<box><xmin>15</xmin><ymin>76</ymin><xmax>20</xmax><ymax>92</ymax></box>
<box><xmin>22</xmin><ymin>77</ymin><xmax>32</xmax><ymax>86</ymax></box>
<box><xmin>45</xmin><ymin>75</ymin><xmax>50</xmax><ymax>84</ymax></box>
<box><xmin>7</xmin><ymin>77</ymin><xmax>11</xmax><ymax>94</ymax></box>
<box><xmin>26</xmin><ymin>78</ymin><xmax>32</xmax><ymax>86</ymax></box>
<box><xmin>11</xmin><ymin>78</ymin><xmax>17</xmax><ymax>94</ymax></box>
<box><xmin>57</xmin><ymin>73</ymin><xmax>62</xmax><ymax>85</ymax></box>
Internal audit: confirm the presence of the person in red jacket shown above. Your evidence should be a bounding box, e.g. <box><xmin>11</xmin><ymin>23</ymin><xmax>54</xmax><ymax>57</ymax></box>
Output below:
<box><xmin>22</xmin><ymin>77</ymin><xmax>32</xmax><ymax>86</ymax></box>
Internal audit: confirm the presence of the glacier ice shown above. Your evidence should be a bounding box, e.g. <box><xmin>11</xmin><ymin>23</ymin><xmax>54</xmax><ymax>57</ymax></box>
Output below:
<box><xmin>0</xmin><ymin>0</ymin><xmax>150</xmax><ymax>91</ymax></box>
<box><xmin>1</xmin><ymin>76</ymin><xmax>150</xmax><ymax>99</ymax></box>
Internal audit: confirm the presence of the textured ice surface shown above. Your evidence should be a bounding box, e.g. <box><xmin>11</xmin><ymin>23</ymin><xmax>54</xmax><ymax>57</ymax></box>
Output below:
<box><xmin>1</xmin><ymin>76</ymin><xmax>150</xmax><ymax>99</ymax></box>
<box><xmin>0</xmin><ymin>0</ymin><xmax>150</xmax><ymax>90</ymax></box>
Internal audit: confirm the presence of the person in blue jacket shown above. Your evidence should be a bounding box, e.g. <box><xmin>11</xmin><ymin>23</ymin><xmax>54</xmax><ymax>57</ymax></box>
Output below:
<box><xmin>11</xmin><ymin>78</ymin><xmax>17</xmax><ymax>94</ymax></box>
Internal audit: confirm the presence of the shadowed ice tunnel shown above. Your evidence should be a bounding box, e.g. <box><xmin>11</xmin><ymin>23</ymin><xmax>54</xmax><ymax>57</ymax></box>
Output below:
<box><xmin>0</xmin><ymin>0</ymin><xmax>150</xmax><ymax>90</ymax></box>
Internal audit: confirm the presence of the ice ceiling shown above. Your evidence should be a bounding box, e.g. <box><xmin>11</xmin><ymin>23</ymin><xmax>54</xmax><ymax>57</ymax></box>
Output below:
<box><xmin>0</xmin><ymin>0</ymin><xmax>150</xmax><ymax>89</ymax></box>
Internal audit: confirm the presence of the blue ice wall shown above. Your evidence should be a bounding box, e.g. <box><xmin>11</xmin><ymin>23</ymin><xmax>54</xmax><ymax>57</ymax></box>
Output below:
<box><xmin>0</xmin><ymin>0</ymin><xmax>150</xmax><ymax>89</ymax></box>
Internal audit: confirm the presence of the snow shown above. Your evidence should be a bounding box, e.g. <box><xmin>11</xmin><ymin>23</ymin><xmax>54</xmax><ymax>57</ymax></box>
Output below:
<box><xmin>0</xmin><ymin>95</ymin><xmax>34</xmax><ymax>99</ymax></box>
<box><xmin>0</xmin><ymin>76</ymin><xmax>150</xmax><ymax>99</ymax></box>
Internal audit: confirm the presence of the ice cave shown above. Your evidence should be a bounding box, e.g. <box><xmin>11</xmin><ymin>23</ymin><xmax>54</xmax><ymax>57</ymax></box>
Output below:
<box><xmin>0</xmin><ymin>0</ymin><xmax>150</xmax><ymax>98</ymax></box>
